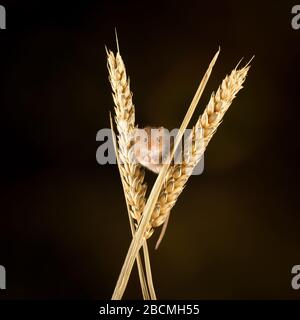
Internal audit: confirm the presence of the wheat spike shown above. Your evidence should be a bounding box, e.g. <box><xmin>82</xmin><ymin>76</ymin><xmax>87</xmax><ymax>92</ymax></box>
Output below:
<box><xmin>107</xmin><ymin>49</ymin><xmax>148</xmax><ymax>223</ymax></box>
<box><xmin>150</xmin><ymin>65</ymin><xmax>251</xmax><ymax>243</ymax></box>
<box><xmin>107</xmin><ymin>47</ymin><xmax>158</xmax><ymax>298</ymax></box>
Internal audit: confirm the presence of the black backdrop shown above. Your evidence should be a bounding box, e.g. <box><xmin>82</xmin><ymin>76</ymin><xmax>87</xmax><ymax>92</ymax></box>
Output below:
<box><xmin>0</xmin><ymin>0</ymin><xmax>300</xmax><ymax>299</ymax></box>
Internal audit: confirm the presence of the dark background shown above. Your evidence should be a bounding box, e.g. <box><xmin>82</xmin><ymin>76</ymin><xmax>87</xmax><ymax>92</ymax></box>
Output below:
<box><xmin>0</xmin><ymin>0</ymin><xmax>299</xmax><ymax>299</ymax></box>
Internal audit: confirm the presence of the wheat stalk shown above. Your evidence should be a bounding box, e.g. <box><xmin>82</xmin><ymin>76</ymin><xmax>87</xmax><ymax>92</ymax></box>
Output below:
<box><xmin>107</xmin><ymin>47</ymin><xmax>156</xmax><ymax>299</ymax></box>
<box><xmin>151</xmin><ymin>65</ymin><xmax>251</xmax><ymax>248</ymax></box>
<box><xmin>109</xmin><ymin>114</ymin><xmax>150</xmax><ymax>299</ymax></box>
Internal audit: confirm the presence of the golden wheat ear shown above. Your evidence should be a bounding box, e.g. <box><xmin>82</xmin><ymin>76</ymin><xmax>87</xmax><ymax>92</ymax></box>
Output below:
<box><xmin>153</xmin><ymin>61</ymin><xmax>252</xmax><ymax>249</ymax></box>
<box><xmin>107</xmin><ymin>46</ymin><xmax>147</xmax><ymax>222</ymax></box>
<box><xmin>107</xmin><ymin>33</ymin><xmax>157</xmax><ymax>299</ymax></box>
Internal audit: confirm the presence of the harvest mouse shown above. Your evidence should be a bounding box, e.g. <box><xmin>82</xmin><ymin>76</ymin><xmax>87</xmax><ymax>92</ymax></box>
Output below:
<box><xmin>132</xmin><ymin>127</ymin><xmax>173</xmax><ymax>173</ymax></box>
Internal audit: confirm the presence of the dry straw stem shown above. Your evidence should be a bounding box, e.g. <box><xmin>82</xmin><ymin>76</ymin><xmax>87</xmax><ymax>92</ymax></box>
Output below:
<box><xmin>153</xmin><ymin>64</ymin><xmax>251</xmax><ymax>248</ymax></box>
<box><xmin>110</xmin><ymin>114</ymin><xmax>152</xmax><ymax>300</ymax></box>
<box><xmin>111</xmin><ymin>48</ymin><xmax>220</xmax><ymax>300</ymax></box>
<box><xmin>107</xmin><ymin>46</ymin><xmax>156</xmax><ymax>299</ymax></box>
